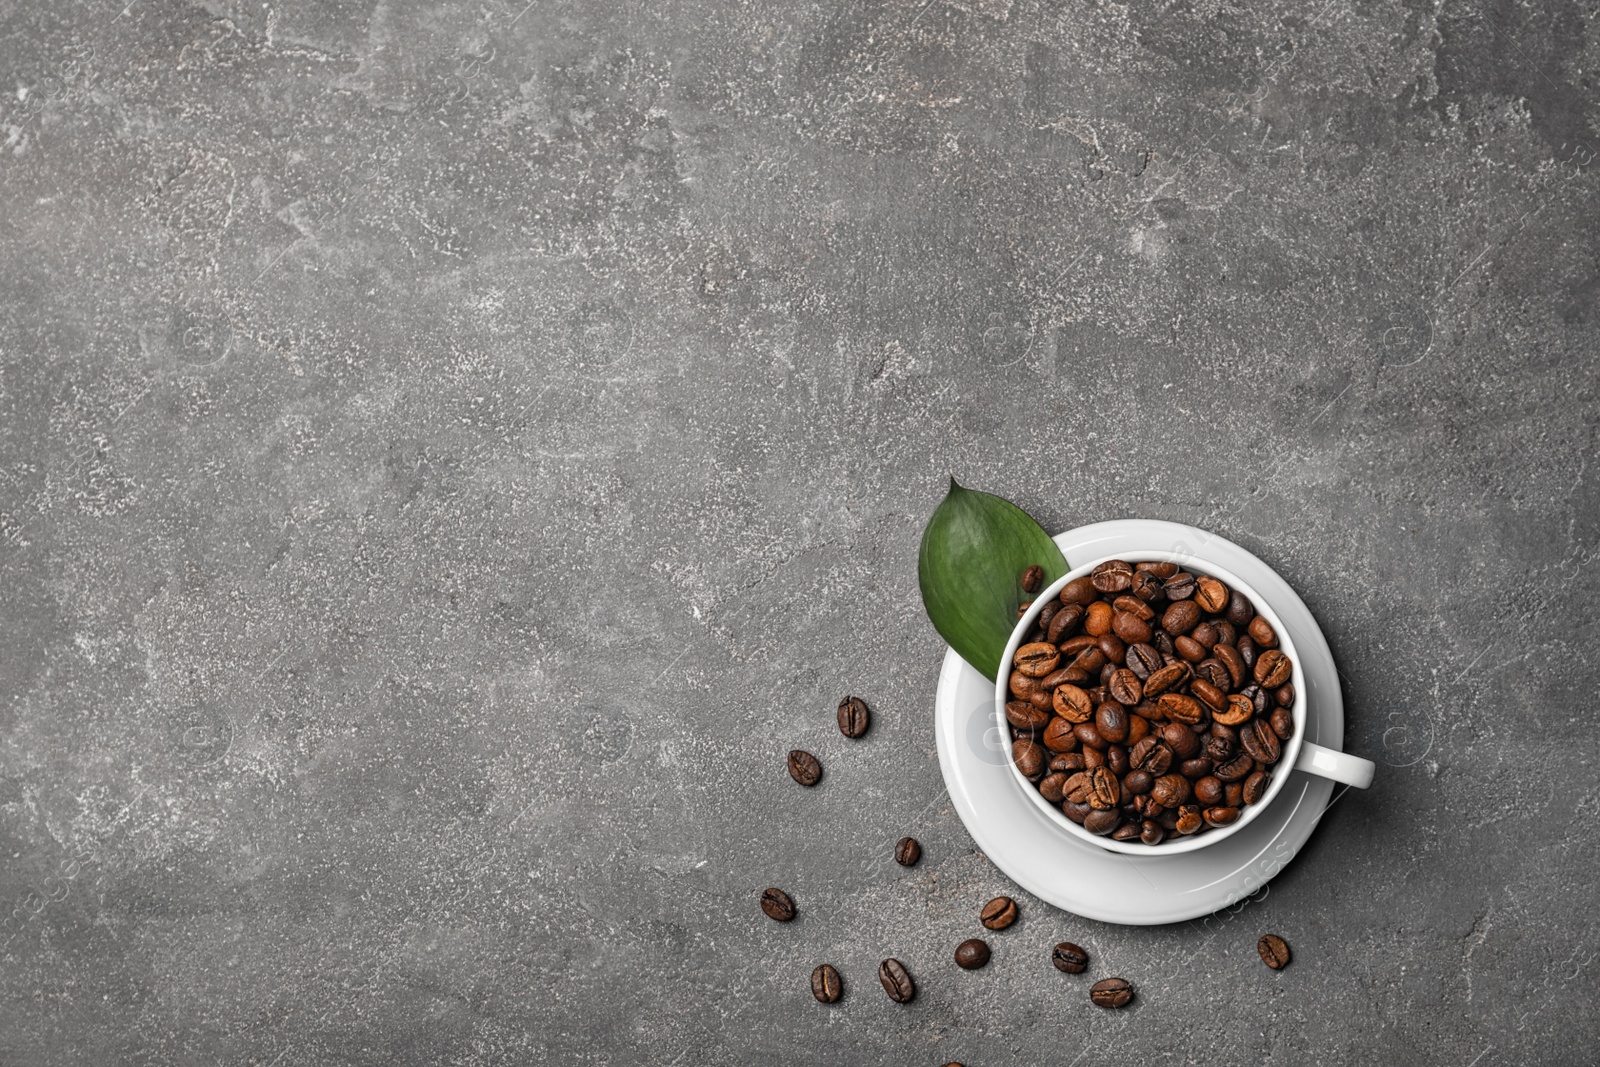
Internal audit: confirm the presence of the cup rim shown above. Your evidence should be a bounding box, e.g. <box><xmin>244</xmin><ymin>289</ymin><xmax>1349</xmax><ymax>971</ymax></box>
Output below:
<box><xmin>994</xmin><ymin>551</ymin><xmax>1307</xmax><ymax>855</ymax></box>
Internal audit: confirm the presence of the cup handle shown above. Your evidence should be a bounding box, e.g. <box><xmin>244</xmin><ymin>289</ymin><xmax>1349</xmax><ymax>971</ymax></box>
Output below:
<box><xmin>1294</xmin><ymin>742</ymin><xmax>1375</xmax><ymax>789</ymax></box>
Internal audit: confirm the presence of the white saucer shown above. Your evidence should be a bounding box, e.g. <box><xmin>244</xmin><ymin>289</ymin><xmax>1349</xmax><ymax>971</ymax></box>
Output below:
<box><xmin>934</xmin><ymin>519</ymin><xmax>1344</xmax><ymax>925</ymax></box>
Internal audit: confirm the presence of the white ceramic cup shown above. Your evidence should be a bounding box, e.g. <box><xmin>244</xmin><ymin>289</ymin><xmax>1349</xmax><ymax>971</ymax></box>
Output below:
<box><xmin>996</xmin><ymin>552</ymin><xmax>1375</xmax><ymax>855</ymax></box>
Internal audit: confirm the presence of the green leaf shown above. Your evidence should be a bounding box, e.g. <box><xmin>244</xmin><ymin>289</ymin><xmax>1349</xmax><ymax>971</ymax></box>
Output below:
<box><xmin>918</xmin><ymin>478</ymin><xmax>1069</xmax><ymax>682</ymax></box>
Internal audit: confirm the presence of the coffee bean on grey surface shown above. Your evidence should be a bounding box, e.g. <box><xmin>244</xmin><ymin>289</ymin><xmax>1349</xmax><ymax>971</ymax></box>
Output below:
<box><xmin>895</xmin><ymin>837</ymin><xmax>922</xmax><ymax>867</ymax></box>
<box><xmin>980</xmin><ymin>896</ymin><xmax>1019</xmax><ymax>930</ymax></box>
<box><xmin>1008</xmin><ymin>560</ymin><xmax>1296</xmax><ymax>846</ymax></box>
<box><xmin>1258</xmin><ymin>933</ymin><xmax>1292</xmax><ymax>969</ymax></box>
<box><xmin>837</xmin><ymin>695</ymin><xmax>870</xmax><ymax>738</ymax></box>
<box><xmin>954</xmin><ymin>939</ymin><xmax>991</xmax><ymax>970</ymax></box>
<box><xmin>811</xmin><ymin>963</ymin><xmax>841</xmax><ymax>1003</ymax></box>
<box><xmin>761</xmin><ymin>888</ymin><xmax>795</xmax><ymax>922</ymax></box>
<box><xmin>878</xmin><ymin>958</ymin><xmax>916</xmax><ymax>1003</ymax></box>
<box><xmin>787</xmin><ymin>749</ymin><xmax>822</xmax><ymax>787</ymax></box>
<box><xmin>1051</xmin><ymin>942</ymin><xmax>1090</xmax><ymax>973</ymax></box>
<box><xmin>1090</xmin><ymin>977</ymin><xmax>1135</xmax><ymax>1008</ymax></box>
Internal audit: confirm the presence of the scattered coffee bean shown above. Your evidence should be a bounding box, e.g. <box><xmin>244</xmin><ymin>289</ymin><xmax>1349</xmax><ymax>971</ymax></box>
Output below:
<box><xmin>787</xmin><ymin>750</ymin><xmax>822</xmax><ymax>787</ymax></box>
<box><xmin>955</xmin><ymin>938</ymin><xmax>991</xmax><ymax>970</ymax></box>
<box><xmin>1051</xmin><ymin>941</ymin><xmax>1089</xmax><ymax>973</ymax></box>
<box><xmin>895</xmin><ymin>837</ymin><xmax>922</xmax><ymax>867</ymax></box>
<box><xmin>1090</xmin><ymin>977</ymin><xmax>1135</xmax><ymax>1008</ymax></box>
<box><xmin>1258</xmin><ymin>933</ymin><xmax>1292</xmax><ymax>970</ymax></box>
<box><xmin>837</xmin><ymin>695</ymin><xmax>871</xmax><ymax>739</ymax></box>
<box><xmin>878</xmin><ymin>958</ymin><xmax>916</xmax><ymax>1002</ymax></box>
<box><xmin>980</xmin><ymin>896</ymin><xmax>1019</xmax><ymax>930</ymax></box>
<box><xmin>811</xmin><ymin>963</ymin><xmax>841</xmax><ymax>1003</ymax></box>
<box><xmin>761</xmin><ymin>887</ymin><xmax>795</xmax><ymax>922</ymax></box>
<box><xmin>1021</xmin><ymin>564</ymin><xmax>1045</xmax><ymax>594</ymax></box>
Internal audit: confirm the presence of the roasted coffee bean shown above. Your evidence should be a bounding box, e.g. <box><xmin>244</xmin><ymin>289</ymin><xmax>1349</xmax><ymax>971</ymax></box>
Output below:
<box><xmin>1162</xmin><ymin>722</ymin><xmax>1201</xmax><ymax>759</ymax></box>
<box><xmin>761</xmin><ymin>888</ymin><xmax>796</xmax><ymax>921</ymax></box>
<box><xmin>1158</xmin><ymin>693</ymin><xmax>1204</xmax><ymax>725</ymax></box>
<box><xmin>1140</xmin><ymin>820</ymin><xmax>1166</xmax><ymax>845</ymax></box>
<box><xmin>1227</xmin><ymin>590</ymin><xmax>1256</xmax><ymax>625</ymax></box>
<box><xmin>1174</xmin><ymin>635</ymin><xmax>1207</xmax><ymax>663</ymax></box>
<box><xmin>1254</xmin><ymin>649</ymin><xmax>1292</xmax><ymax>688</ymax></box>
<box><xmin>1224</xmin><ymin>782</ymin><xmax>1245</xmax><ymax>807</ymax></box>
<box><xmin>1248</xmin><ymin>616</ymin><xmax>1279</xmax><ymax>649</ymax></box>
<box><xmin>1084</xmin><ymin>601</ymin><xmax>1114</xmax><ymax>637</ymax></box>
<box><xmin>1240</xmin><ymin>719</ymin><xmax>1282</xmax><ymax>765</ymax></box>
<box><xmin>1107</xmin><ymin>669</ymin><xmax>1143</xmax><ymax>707</ymax></box>
<box><xmin>980</xmin><ymin>896</ymin><xmax>1018</xmax><ymax>930</ymax></box>
<box><xmin>1135</xmin><ymin>560</ymin><xmax>1179</xmax><ymax>578</ymax></box>
<box><xmin>1021</xmin><ymin>565</ymin><xmax>1045</xmax><ymax>594</ymax></box>
<box><xmin>1008</xmin><ymin>670</ymin><xmax>1040</xmax><ymax>701</ymax></box>
<box><xmin>1039</xmin><ymin>771</ymin><xmax>1069</xmax><ymax>802</ymax></box>
<box><xmin>1052</xmin><ymin>941</ymin><xmax>1089</xmax><ymax>973</ymax></box>
<box><xmin>1204</xmin><ymin>805</ymin><xmax>1241</xmax><ymax>827</ymax></box>
<box><xmin>1085</xmin><ymin>766</ymin><xmax>1120</xmax><ymax>809</ymax></box>
<box><xmin>1190</xmin><ymin>621</ymin><xmax>1220</xmax><ymax>650</ymax></box>
<box><xmin>1052</xmin><ymin>684</ymin><xmax>1094</xmax><ymax>723</ymax></box>
<box><xmin>1164</xmin><ymin>571</ymin><xmax>1197</xmax><ymax>600</ymax></box>
<box><xmin>1157</xmin><ymin>807</ymin><xmax>1180</xmax><ymax>830</ymax></box>
<box><xmin>1113</xmin><ymin>595</ymin><xmax>1155</xmax><ymax>621</ymax></box>
<box><xmin>1212</xmin><ymin>643</ymin><xmax>1246</xmax><ymax>689</ymax></box>
<box><xmin>1215</xmin><ymin>693</ymin><xmax>1253</xmax><ymax>726</ymax></box>
<box><xmin>895</xmin><ymin>837</ymin><xmax>922</xmax><ymax>866</ymax></box>
<box><xmin>811</xmin><ymin>963</ymin><xmax>842</xmax><ymax>1003</ymax></box>
<box><xmin>1006</xmin><ymin>700</ymin><xmax>1052</xmax><ymax>731</ymax></box>
<box><xmin>1095</xmin><ymin>633</ymin><xmax>1126</xmax><ymax>663</ymax></box>
<box><xmin>1123</xmin><ymin>769</ymin><xmax>1154</xmax><ymax>795</ymax></box>
<box><xmin>1131</xmin><ymin>737</ymin><xmax>1174</xmax><ymax>774</ymax></box>
<box><xmin>1059</xmin><ymin>576</ymin><xmax>1099</xmax><ymax>605</ymax></box>
<box><xmin>1038</xmin><ymin>599</ymin><xmax>1061</xmax><ymax>627</ymax></box>
<box><xmin>1216</xmin><ymin>753</ymin><xmax>1254</xmax><ymax>781</ymax></box>
<box><xmin>1179</xmin><ymin>757</ymin><xmax>1214</xmax><ymax>779</ymax></box>
<box><xmin>1061</xmin><ymin>799</ymin><xmax>1091</xmax><ymax>824</ymax></box>
<box><xmin>1191</xmin><ymin>678</ymin><xmax>1228</xmax><ymax>713</ymax></box>
<box><xmin>1204</xmin><ymin>725</ymin><xmax>1236</xmax><ymax>762</ymax></box>
<box><xmin>955</xmin><ymin>938</ymin><xmax>991</xmax><ymax>970</ymax></box>
<box><xmin>1194</xmin><ymin>775</ymin><xmax>1225</xmax><ymax>806</ymax></box>
<box><xmin>1161</xmin><ymin>599</ymin><xmax>1201</xmax><ymax>635</ymax></box>
<box><xmin>1013</xmin><ymin>739</ymin><xmax>1047</xmax><ymax>778</ymax></box>
<box><xmin>1274</xmin><ymin>682</ymin><xmax>1296</xmax><ymax>707</ymax></box>
<box><xmin>1095</xmin><ymin>703</ymin><xmax>1130</xmax><ymax>744</ymax></box>
<box><xmin>1152</xmin><ymin>773</ymin><xmax>1192</xmax><ymax>808</ymax></box>
<box><xmin>1126</xmin><ymin>715</ymin><xmax>1150</xmax><ymax>746</ymax></box>
<box><xmin>1258</xmin><ymin>934</ymin><xmax>1292</xmax><ymax>970</ymax></box>
<box><xmin>1105</xmin><ymin>743</ymin><xmax>1130</xmax><ymax>776</ymax></box>
<box><xmin>1111</xmin><ymin>822</ymin><xmax>1143</xmax><ymax>841</ymax></box>
<box><xmin>1129</xmin><ymin>569</ymin><xmax>1165</xmax><ymax>601</ymax></box>
<box><xmin>1042</xmin><ymin>717</ymin><xmax>1078</xmax><ymax>753</ymax></box>
<box><xmin>1193</xmin><ymin>659</ymin><xmax>1230</xmax><ymax>693</ymax></box>
<box><xmin>1270</xmin><ymin>705</ymin><xmax>1294</xmax><ymax>740</ymax></box>
<box><xmin>1143</xmin><ymin>661</ymin><xmax>1192</xmax><ymax>696</ymax></box>
<box><xmin>1243</xmin><ymin>770</ymin><xmax>1270</xmax><ymax>805</ymax></box>
<box><xmin>1212</xmin><ymin>619</ymin><xmax>1237</xmax><ymax>645</ymax></box>
<box><xmin>878</xmin><ymin>958</ymin><xmax>916</xmax><ymax>1003</ymax></box>
<box><xmin>1112</xmin><ymin>610</ymin><xmax>1152</xmax><ymax>644</ymax></box>
<box><xmin>1091</xmin><ymin>559</ymin><xmax>1134</xmax><ymax>593</ymax></box>
<box><xmin>1175</xmin><ymin>805</ymin><xmax>1203</xmax><ymax>834</ymax></box>
<box><xmin>1195</xmin><ymin>575</ymin><xmax>1230</xmax><ymax>613</ymax></box>
<box><xmin>1028</xmin><ymin>688</ymin><xmax>1055</xmax><ymax>711</ymax></box>
<box><xmin>1014</xmin><ymin>642</ymin><xmax>1062</xmax><ymax>678</ymax></box>
<box><xmin>1237</xmin><ymin>639</ymin><xmax>1260</xmax><ymax>675</ymax></box>
<box><xmin>1048</xmin><ymin>603</ymin><xmax>1085</xmax><ymax>642</ymax></box>
<box><xmin>1072</xmin><ymin>722</ymin><xmax>1105</xmax><ymax>750</ymax></box>
<box><xmin>1035</xmin><ymin>666</ymin><xmax>1074</xmax><ymax>692</ymax></box>
<box><xmin>838</xmin><ymin>695</ymin><xmax>871</xmax><ymax>738</ymax></box>
<box><xmin>1154</xmin><ymin>631</ymin><xmax>1177</xmax><ymax>657</ymax></box>
<box><xmin>1126</xmin><ymin>643</ymin><xmax>1163</xmax><ymax>678</ymax></box>
<box><xmin>1050</xmin><ymin>752</ymin><xmax>1087</xmax><ymax>774</ymax></box>
<box><xmin>1091</xmin><ymin>977</ymin><xmax>1134</xmax><ymax>1008</ymax></box>
<box><xmin>1241</xmin><ymin>683</ymin><xmax>1269</xmax><ymax>717</ymax></box>
<box><xmin>1081</xmin><ymin>746</ymin><xmax>1106</xmax><ymax>769</ymax></box>
<box><xmin>1083</xmin><ymin>808</ymin><xmax>1122</xmax><ymax>836</ymax></box>
<box><xmin>788</xmin><ymin>750</ymin><xmax>823</xmax><ymax>787</ymax></box>
<box><xmin>1070</xmin><ymin>646</ymin><xmax>1107</xmax><ymax>675</ymax></box>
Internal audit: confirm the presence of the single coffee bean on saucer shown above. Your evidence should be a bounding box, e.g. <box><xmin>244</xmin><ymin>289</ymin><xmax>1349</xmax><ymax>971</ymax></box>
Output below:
<box><xmin>1258</xmin><ymin>933</ymin><xmax>1292</xmax><ymax>969</ymax></box>
<box><xmin>837</xmin><ymin>695</ymin><xmax>870</xmax><ymax>738</ymax></box>
<box><xmin>810</xmin><ymin>963</ymin><xmax>841</xmax><ymax>1003</ymax></box>
<box><xmin>1051</xmin><ymin>942</ymin><xmax>1089</xmax><ymax>973</ymax></box>
<box><xmin>760</xmin><ymin>887</ymin><xmax>795</xmax><ymax>921</ymax></box>
<box><xmin>1090</xmin><ymin>977</ymin><xmax>1134</xmax><ymax>1008</ymax></box>
<box><xmin>787</xmin><ymin>750</ymin><xmax>822</xmax><ymax>786</ymax></box>
<box><xmin>980</xmin><ymin>896</ymin><xmax>1019</xmax><ymax>930</ymax></box>
<box><xmin>954</xmin><ymin>938</ymin><xmax>991</xmax><ymax>970</ymax></box>
<box><xmin>895</xmin><ymin>836</ymin><xmax>922</xmax><ymax>866</ymax></box>
<box><xmin>878</xmin><ymin>958</ymin><xmax>915</xmax><ymax>1003</ymax></box>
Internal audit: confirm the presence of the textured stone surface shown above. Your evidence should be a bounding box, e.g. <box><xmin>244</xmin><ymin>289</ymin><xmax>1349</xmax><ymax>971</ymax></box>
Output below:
<box><xmin>2</xmin><ymin>1</ymin><xmax>1597</xmax><ymax>1063</ymax></box>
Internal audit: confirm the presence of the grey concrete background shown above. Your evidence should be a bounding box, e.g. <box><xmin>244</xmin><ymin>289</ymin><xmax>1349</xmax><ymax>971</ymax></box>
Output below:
<box><xmin>1</xmin><ymin>0</ymin><xmax>1597</xmax><ymax>1063</ymax></box>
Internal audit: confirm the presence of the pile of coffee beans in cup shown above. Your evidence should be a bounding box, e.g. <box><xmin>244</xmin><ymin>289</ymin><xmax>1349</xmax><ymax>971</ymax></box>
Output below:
<box><xmin>1007</xmin><ymin>559</ymin><xmax>1296</xmax><ymax>845</ymax></box>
